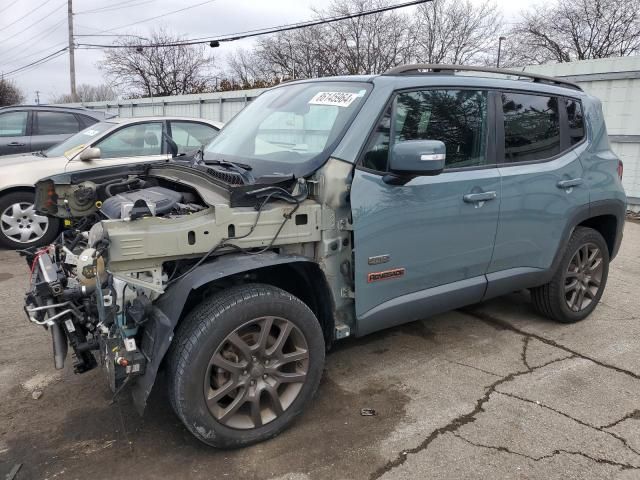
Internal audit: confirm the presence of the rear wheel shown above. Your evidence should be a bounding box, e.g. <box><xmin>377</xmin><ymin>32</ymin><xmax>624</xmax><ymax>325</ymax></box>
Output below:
<box><xmin>531</xmin><ymin>227</ymin><xmax>609</xmax><ymax>323</ymax></box>
<box><xmin>0</xmin><ymin>191</ymin><xmax>60</xmax><ymax>249</ymax></box>
<box><xmin>167</xmin><ymin>283</ymin><xmax>325</xmax><ymax>448</ymax></box>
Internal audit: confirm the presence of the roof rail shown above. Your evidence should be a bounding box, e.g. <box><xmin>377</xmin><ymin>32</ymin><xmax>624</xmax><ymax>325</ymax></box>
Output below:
<box><xmin>382</xmin><ymin>64</ymin><xmax>583</xmax><ymax>91</ymax></box>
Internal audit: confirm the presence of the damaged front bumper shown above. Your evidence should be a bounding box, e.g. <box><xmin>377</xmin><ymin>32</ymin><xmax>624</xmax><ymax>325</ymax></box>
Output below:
<box><xmin>23</xmin><ymin>243</ymin><xmax>166</xmax><ymax>413</ymax></box>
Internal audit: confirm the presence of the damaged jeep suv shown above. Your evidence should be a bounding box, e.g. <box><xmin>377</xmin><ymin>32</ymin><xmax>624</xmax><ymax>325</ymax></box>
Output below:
<box><xmin>24</xmin><ymin>65</ymin><xmax>626</xmax><ymax>448</ymax></box>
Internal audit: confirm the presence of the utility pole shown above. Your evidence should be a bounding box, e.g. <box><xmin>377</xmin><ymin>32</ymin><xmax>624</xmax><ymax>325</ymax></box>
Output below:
<box><xmin>67</xmin><ymin>0</ymin><xmax>77</xmax><ymax>101</ymax></box>
<box><xmin>35</xmin><ymin>91</ymin><xmax>40</xmax><ymax>105</ymax></box>
<box><xmin>496</xmin><ymin>36</ymin><xmax>506</xmax><ymax>68</ymax></box>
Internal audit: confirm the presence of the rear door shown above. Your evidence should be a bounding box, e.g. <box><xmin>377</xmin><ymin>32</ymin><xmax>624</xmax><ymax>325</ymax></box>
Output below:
<box><xmin>351</xmin><ymin>88</ymin><xmax>501</xmax><ymax>334</ymax></box>
<box><xmin>487</xmin><ymin>91</ymin><xmax>589</xmax><ymax>291</ymax></box>
<box><xmin>0</xmin><ymin>110</ymin><xmax>31</xmax><ymax>155</ymax></box>
<box><xmin>31</xmin><ymin>110</ymin><xmax>83</xmax><ymax>152</ymax></box>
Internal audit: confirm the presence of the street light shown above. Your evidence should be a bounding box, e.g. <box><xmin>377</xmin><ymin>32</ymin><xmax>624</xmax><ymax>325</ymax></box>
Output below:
<box><xmin>497</xmin><ymin>36</ymin><xmax>506</xmax><ymax>68</ymax></box>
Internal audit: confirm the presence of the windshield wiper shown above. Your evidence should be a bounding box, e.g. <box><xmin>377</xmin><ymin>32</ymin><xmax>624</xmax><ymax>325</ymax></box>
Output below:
<box><xmin>204</xmin><ymin>159</ymin><xmax>253</xmax><ymax>171</ymax></box>
<box><xmin>33</xmin><ymin>150</ymin><xmax>47</xmax><ymax>157</ymax></box>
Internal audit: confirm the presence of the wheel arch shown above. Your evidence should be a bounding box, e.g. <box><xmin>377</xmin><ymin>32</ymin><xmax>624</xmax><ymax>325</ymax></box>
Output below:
<box><xmin>547</xmin><ymin>199</ymin><xmax>625</xmax><ymax>282</ymax></box>
<box><xmin>131</xmin><ymin>253</ymin><xmax>335</xmax><ymax>413</ymax></box>
<box><xmin>0</xmin><ymin>185</ymin><xmax>36</xmax><ymax>196</ymax></box>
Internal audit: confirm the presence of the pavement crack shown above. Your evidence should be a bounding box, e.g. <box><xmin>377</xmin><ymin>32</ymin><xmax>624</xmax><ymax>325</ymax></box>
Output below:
<box><xmin>455</xmin><ymin>434</ymin><xmax>640</xmax><ymax>471</ymax></box>
<box><xmin>453</xmin><ymin>432</ymin><xmax>538</xmax><ymax>460</ymax></box>
<box><xmin>369</xmin><ymin>353</ymin><xmax>569</xmax><ymax>479</ymax></box>
<box><xmin>496</xmin><ymin>391</ymin><xmax>640</xmax><ymax>458</ymax></box>
<box><xmin>603</xmin><ymin>410</ymin><xmax>640</xmax><ymax>430</ymax></box>
<box><xmin>521</xmin><ymin>336</ymin><xmax>531</xmax><ymax>370</ymax></box>
<box><xmin>541</xmin><ymin>450</ymin><xmax>640</xmax><ymax>470</ymax></box>
<box><xmin>444</xmin><ymin>360</ymin><xmax>502</xmax><ymax>378</ymax></box>
<box><xmin>463</xmin><ymin>308</ymin><xmax>640</xmax><ymax>381</ymax></box>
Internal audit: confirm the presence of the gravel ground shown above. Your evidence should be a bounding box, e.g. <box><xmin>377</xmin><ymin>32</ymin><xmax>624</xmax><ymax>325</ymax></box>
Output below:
<box><xmin>1</xmin><ymin>222</ymin><xmax>639</xmax><ymax>480</ymax></box>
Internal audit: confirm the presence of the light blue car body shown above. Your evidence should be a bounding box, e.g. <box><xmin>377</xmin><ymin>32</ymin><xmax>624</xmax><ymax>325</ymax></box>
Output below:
<box><xmin>313</xmin><ymin>73</ymin><xmax>627</xmax><ymax>336</ymax></box>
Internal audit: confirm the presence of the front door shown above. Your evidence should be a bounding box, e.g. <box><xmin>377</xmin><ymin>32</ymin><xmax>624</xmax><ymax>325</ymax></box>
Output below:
<box><xmin>351</xmin><ymin>89</ymin><xmax>501</xmax><ymax>335</ymax></box>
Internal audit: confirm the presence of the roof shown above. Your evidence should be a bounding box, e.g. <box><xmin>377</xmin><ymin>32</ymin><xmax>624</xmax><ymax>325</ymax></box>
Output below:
<box><xmin>108</xmin><ymin>116</ymin><xmax>223</xmax><ymax>128</ymax></box>
<box><xmin>278</xmin><ymin>64</ymin><xmax>585</xmax><ymax>97</ymax></box>
<box><xmin>0</xmin><ymin>105</ymin><xmax>108</xmax><ymax>117</ymax></box>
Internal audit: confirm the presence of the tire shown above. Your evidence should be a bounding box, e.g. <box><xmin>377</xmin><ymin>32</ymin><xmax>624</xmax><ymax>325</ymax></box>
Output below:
<box><xmin>0</xmin><ymin>191</ymin><xmax>60</xmax><ymax>249</ymax></box>
<box><xmin>167</xmin><ymin>283</ymin><xmax>325</xmax><ymax>448</ymax></box>
<box><xmin>531</xmin><ymin>227</ymin><xmax>609</xmax><ymax>323</ymax></box>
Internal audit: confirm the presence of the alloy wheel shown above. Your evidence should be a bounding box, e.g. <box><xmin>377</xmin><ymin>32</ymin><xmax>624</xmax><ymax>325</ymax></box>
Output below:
<box><xmin>204</xmin><ymin>316</ymin><xmax>309</xmax><ymax>429</ymax></box>
<box><xmin>0</xmin><ymin>202</ymin><xmax>49</xmax><ymax>244</ymax></box>
<box><xmin>564</xmin><ymin>242</ymin><xmax>604</xmax><ymax>312</ymax></box>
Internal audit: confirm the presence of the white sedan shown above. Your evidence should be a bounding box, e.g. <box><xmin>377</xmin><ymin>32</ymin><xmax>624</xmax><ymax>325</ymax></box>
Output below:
<box><xmin>0</xmin><ymin>116</ymin><xmax>222</xmax><ymax>248</ymax></box>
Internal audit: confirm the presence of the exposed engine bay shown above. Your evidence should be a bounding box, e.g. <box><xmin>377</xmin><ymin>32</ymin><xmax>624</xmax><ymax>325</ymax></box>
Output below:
<box><xmin>22</xmin><ymin>160</ymin><xmax>354</xmax><ymax>410</ymax></box>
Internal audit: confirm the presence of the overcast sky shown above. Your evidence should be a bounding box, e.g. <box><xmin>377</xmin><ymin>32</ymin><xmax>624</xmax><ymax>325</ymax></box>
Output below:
<box><xmin>1</xmin><ymin>0</ymin><xmax>526</xmax><ymax>103</ymax></box>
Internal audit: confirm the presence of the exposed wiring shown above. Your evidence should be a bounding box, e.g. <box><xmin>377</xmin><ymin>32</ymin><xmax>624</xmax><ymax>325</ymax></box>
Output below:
<box><xmin>166</xmin><ymin>188</ymin><xmax>301</xmax><ymax>287</ymax></box>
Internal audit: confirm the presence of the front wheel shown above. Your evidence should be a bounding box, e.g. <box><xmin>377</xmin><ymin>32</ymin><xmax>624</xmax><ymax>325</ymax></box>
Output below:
<box><xmin>531</xmin><ymin>227</ymin><xmax>609</xmax><ymax>323</ymax></box>
<box><xmin>167</xmin><ymin>284</ymin><xmax>325</xmax><ymax>448</ymax></box>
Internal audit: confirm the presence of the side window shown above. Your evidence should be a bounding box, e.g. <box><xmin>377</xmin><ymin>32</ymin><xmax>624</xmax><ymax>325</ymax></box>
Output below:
<box><xmin>35</xmin><ymin>111</ymin><xmax>81</xmax><ymax>135</ymax></box>
<box><xmin>566</xmin><ymin>99</ymin><xmax>585</xmax><ymax>145</ymax></box>
<box><xmin>95</xmin><ymin>123</ymin><xmax>162</xmax><ymax>159</ymax></box>
<box><xmin>502</xmin><ymin>93</ymin><xmax>561</xmax><ymax>162</ymax></box>
<box><xmin>361</xmin><ymin>90</ymin><xmax>489</xmax><ymax>172</ymax></box>
<box><xmin>0</xmin><ymin>111</ymin><xmax>28</xmax><ymax>137</ymax></box>
<box><xmin>170</xmin><ymin>121</ymin><xmax>219</xmax><ymax>154</ymax></box>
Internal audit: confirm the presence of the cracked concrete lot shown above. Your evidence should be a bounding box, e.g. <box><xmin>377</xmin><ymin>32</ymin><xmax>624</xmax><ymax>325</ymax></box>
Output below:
<box><xmin>1</xmin><ymin>221</ymin><xmax>640</xmax><ymax>480</ymax></box>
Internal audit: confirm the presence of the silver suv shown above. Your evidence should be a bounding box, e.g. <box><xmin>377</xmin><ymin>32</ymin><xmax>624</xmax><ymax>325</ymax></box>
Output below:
<box><xmin>0</xmin><ymin>105</ymin><xmax>108</xmax><ymax>156</ymax></box>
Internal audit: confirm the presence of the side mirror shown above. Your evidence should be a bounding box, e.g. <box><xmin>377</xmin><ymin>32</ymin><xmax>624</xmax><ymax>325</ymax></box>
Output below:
<box><xmin>78</xmin><ymin>147</ymin><xmax>101</xmax><ymax>161</ymax></box>
<box><xmin>388</xmin><ymin>140</ymin><xmax>446</xmax><ymax>176</ymax></box>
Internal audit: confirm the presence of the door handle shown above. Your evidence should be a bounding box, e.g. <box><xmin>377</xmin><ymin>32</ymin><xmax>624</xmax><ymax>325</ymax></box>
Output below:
<box><xmin>7</xmin><ymin>142</ymin><xmax>26</xmax><ymax>147</ymax></box>
<box><xmin>463</xmin><ymin>191</ymin><xmax>497</xmax><ymax>203</ymax></box>
<box><xmin>557</xmin><ymin>178</ymin><xmax>583</xmax><ymax>189</ymax></box>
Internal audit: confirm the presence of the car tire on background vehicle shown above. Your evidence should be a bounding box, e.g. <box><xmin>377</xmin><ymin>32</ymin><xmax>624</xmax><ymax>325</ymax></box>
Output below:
<box><xmin>0</xmin><ymin>191</ymin><xmax>60</xmax><ymax>250</ymax></box>
<box><xmin>167</xmin><ymin>283</ymin><xmax>325</xmax><ymax>448</ymax></box>
<box><xmin>531</xmin><ymin>227</ymin><xmax>609</xmax><ymax>323</ymax></box>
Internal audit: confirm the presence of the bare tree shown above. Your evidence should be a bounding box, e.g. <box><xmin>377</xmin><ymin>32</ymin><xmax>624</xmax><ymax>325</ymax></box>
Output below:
<box><xmin>317</xmin><ymin>0</ymin><xmax>413</xmax><ymax>74</ymax></box>
<box><xmin>506</xmin><ymin>0</ymin><xmax>640</xmax><ymax>65</ymax></box>
<box><xmin>0</xmin><ymin>78</ymin><xmax>25</xmax><ymax>106</ymax></box>
<box><xmin>52</xmin><ymin>84</ymin><xmax>117</xmax><ymax>104</ymax></box>
<box><xmin>222</xmin><ymin>0</ymin><xmax>502</xmax><ymax>85</ymax></box>
<box><xmin>99</xmin><ymin>30</ymin><xmax>215</xmax><ymax>98</ymax></box>
<box><xmin>410</xmin><ymin>0</ymin><xmax>503</xmax><ymax>65</ymax></box>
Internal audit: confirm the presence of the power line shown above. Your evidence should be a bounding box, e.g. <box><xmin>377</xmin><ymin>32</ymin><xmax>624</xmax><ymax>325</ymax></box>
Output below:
<box><xmin>0</xmin><ymin>2</ymin><xmax>65</xmax><ymax>45</ymax></box>
<box><xmin>3</xmin><ymin>47</ymin><xmax>68</xmax><ymax>77</ymax></box>
<box><xmin>77</xmin><ymin>0</ymin><xmax>431</xmax><ymax>49</ymax></box>
<box><xmin>0</xmin><ymin>0</ymin><xmax>58</xmax><ymax>34</ymax></box>
<box><xmin>75</xmin><ymin>0</ymin><xmax>156</xmax><ymax>15</ymax></box>
<box><xmin>83</xmin><ymin>0</ymin><xmax>217</xmax><ymax>35</ymax></box>
<box><xmin>0</xmin><ymin>0</ymin><xmax>23</xmax><ymax>16</ymax></box>
<box><xmin>0</xmin><ymin>18</ymin><xmax>67</xmax><ymax>63</ymax></box>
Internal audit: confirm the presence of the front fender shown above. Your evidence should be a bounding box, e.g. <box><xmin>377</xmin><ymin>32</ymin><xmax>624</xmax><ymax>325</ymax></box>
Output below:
<box><xmin>130</xmin><ymin>252</ymin><xmax>317</xmax><ymax>413</ymax></box>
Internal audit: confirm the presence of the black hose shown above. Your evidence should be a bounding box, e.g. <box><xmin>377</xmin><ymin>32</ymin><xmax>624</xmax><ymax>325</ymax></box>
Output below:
<box><xmin>105</xmin><ymin>178</ymin><xmax>140</xmax><ymax>197</ymax></box>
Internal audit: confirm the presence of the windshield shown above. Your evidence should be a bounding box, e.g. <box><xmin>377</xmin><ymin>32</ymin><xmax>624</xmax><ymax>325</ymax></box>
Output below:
<box><xmin>45</xmin><ymin>121</ymin><xmax>116</xmax><ymax>158</ymax></box>
<box><xmin>204</xmin><ymin>81</ymin><xmax>371</xmax><ymax>177</ymax></box>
